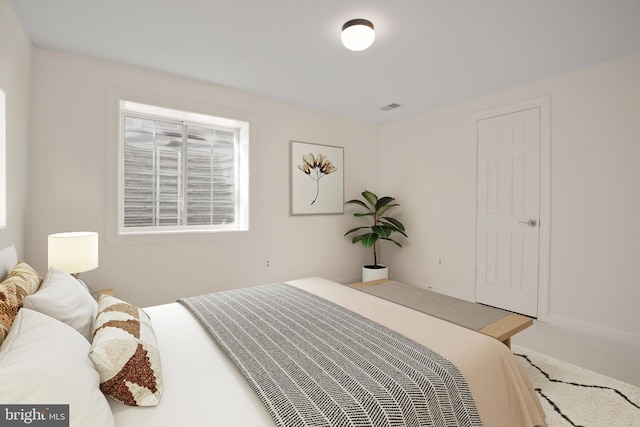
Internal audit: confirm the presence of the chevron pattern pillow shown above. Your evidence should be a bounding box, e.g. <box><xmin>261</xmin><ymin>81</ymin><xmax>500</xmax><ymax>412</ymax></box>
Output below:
<box><xmin>90</xmin><ymin>295</ymin><xmax>163</xmax><ymax>406</ymax></box>
<box><xmin>0</xmin><ymin>261</ymin><xmax>42</xmax><ymax>344</ymax></box>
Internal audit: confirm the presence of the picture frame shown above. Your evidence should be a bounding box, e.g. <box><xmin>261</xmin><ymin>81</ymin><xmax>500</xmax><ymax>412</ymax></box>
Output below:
<box><xmin>291</xmin><ymin>140</ymin><xmax>344</xmax><ymax>215</ymax></box>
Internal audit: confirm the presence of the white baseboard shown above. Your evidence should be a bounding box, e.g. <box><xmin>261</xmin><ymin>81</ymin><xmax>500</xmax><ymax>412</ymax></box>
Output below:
<box><xmin>547</xmin><ymin>314</ymin><xmax>640</xmax><ymax>348</ymax></box>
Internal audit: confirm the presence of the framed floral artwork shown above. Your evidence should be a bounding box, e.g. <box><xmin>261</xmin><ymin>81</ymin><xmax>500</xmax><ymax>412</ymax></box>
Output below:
<box><xmin>291</xmin><ymin>140</ymin><xmax>344</xmax><ymax>215</ymax></box>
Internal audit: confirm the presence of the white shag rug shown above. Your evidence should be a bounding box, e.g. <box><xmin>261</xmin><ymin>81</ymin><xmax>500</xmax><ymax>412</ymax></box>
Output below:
<box><xmin>513</xmin><ymin>345</ymin><xmax>640</xmax><ymax>427</ymax></box>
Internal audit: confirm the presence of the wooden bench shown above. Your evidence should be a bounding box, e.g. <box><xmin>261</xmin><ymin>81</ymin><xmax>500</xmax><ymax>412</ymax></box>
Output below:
<box><xmin>477</xmin><ymin>313</ymin><xmax>532</xmax><ymax>348</ymax></box>
<box><xmin>348</xmin><ymin>279</ymin><xmax>532</xmax><ymax>348</ymax></box>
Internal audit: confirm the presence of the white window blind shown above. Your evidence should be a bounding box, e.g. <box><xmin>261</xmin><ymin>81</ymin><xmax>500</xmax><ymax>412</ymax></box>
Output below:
<box><xmin>119</xmin><ymin>101</ymin><xmax>248</xmax><ymax>234</ymax></box>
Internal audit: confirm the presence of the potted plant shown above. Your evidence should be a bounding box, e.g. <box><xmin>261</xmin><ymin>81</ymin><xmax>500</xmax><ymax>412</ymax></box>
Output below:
<box><xmin>344</xmin><ymin>190</ymin><xmax>407</xmax><ymax>282</ymax></box>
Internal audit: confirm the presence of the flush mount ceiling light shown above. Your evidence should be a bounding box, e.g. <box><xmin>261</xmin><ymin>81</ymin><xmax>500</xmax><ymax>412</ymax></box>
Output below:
<box><xmin>341</xmin><ymin>19</ymin><xmax>375</xmax><ymax>51</ymax></box>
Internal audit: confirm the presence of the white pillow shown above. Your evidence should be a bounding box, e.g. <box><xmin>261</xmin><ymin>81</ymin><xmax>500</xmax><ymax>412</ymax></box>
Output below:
<box><xmin>0</xmin><ymin>308</ymin><xmax>115</xmax><ymax>427</ymax></box>
<box><xmin>23</xmin><ymin>267</ymin><xmax>98</xmax><ymax>341</ymax></box>
<box><xmin>0</xmin><ymin>244</ymin><xmax>17</xmax><ymax>281</ymax></box>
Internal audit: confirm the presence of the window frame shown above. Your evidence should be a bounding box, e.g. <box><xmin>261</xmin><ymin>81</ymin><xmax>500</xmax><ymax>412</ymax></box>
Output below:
<box><xmin>116</xmin><ymin>98</ymin><xmax>251</xmax><ymax>237</ymax></box>
<box><xmin>0</xmin><ymin>89</ymin><xmax>5</xmax><ymax>229</ymax></box>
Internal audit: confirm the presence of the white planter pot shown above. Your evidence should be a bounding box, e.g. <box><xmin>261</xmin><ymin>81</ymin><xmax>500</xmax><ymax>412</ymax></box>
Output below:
<box><xmin>362</xmin><ymin>265</ymin><xmax>388</xmax><ymax>282</ymax></box>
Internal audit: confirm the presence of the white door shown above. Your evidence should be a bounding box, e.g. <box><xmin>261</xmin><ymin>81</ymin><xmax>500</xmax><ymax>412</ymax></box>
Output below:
<box><xmin>475</xmin><ymin>107</ymin><xmax>540</xmax><ymax>317</ymax></box>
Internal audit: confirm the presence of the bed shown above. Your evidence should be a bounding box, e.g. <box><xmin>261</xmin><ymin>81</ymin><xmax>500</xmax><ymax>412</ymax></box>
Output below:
<box><xmin>109</xmin><ymin>277</ymin><xmax>545</xmax><ymax>427</ymax></box>
<box><xmin>0</xmin><ymin>245</ymin><xmax>546</xmax><ymax>427</ymax></box>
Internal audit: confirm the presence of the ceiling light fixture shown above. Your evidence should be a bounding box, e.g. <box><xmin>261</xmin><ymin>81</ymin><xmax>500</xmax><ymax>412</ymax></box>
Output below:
<box><xmin>341</xmin><ymin>19</ymin><xmax>375</xmax><ymax>51</ymax></box>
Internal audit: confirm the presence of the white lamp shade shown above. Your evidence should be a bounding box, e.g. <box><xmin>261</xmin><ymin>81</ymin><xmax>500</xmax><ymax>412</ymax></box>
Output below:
<box><xmin>341</xmin><ymin>19</ymin><xmax>375</xmax><ymax>51</ymax></box>
<box><xmin>48</xmin><ymin>232</ymin><xmax>99</xmax><ymax>275</ymax></box>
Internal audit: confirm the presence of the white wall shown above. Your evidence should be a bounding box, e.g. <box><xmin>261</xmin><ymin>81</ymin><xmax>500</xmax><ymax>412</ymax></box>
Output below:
<box><xmin>26</xmin><ymin>49</ymin><xmax>380</xmax><ymax>306</ymax></box>
<box><xmin>0</xmin><ymin>0</ymin><xmax>31</xmax><ymax>256</ymax></box>
<box><xmin>380</xmin><ymin>54</ymin><xmax>640</xmax><ymax>346</ymax></box>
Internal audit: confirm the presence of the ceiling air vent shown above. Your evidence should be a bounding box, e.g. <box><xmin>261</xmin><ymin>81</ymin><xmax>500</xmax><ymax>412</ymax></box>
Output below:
<box><xmin>380</xmin><ymin>103</ymin><xmax>402</xmax><ymax>111</ymax></box>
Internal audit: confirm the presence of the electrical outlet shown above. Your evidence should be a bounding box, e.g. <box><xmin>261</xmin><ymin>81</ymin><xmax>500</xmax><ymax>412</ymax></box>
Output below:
<box><xmin>438</xmin><ymin>257</ymin><xmax>444</xmax><ymax>265</ymax></box>
<box><xmin>264</xmin><ymin>257</ymin><xmax>272</xmax><ymax>269</ymax></box>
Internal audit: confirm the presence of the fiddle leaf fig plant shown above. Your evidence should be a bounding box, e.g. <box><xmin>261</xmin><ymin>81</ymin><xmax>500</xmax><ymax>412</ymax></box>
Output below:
<box><xmin>344</xmin><ymin>190</ymin><xmax>407</xmax><ymax>268</ymax></box>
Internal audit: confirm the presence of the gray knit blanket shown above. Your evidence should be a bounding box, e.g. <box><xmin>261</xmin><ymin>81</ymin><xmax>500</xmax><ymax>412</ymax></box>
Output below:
<box><xmin>179</xmin><ymin>283</ymin><xmax>482</xmax><ymax>427</ymax></box>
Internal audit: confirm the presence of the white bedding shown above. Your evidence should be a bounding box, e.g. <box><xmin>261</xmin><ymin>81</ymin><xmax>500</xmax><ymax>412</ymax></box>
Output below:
<box><xmin>110</xmin><ymin>277</ymin><xmax>546</xmax><ymax>427</ymax></box>
<box><xmin>108</xmin><ymin>299</ymin><xmax>273</xmax><ymax>426</ymax></box>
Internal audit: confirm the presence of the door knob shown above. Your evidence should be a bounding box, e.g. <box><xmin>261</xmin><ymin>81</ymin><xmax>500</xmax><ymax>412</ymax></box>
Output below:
<box><xmin>518</xmin><ymin>219</ymin><xmax>537</xmax><ymax>227</ymax></box>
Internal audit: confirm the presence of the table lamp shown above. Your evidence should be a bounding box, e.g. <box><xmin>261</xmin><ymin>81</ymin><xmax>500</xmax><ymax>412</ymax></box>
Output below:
<box><xmin>48</xmin><ymin>231</ymin><xmax>99</xmax><ymax>278</ymax></box>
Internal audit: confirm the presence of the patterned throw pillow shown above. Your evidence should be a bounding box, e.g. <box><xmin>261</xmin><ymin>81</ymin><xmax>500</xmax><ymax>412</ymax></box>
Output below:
<box><xmin>0</xmin><ymin>261</ymin><xmax>42</xmax><ymax>344</ymax></box>
<box><xmin>89</xmin><ymin>295</ymin><xmax>163</xmax><ymax>406</ymax></box>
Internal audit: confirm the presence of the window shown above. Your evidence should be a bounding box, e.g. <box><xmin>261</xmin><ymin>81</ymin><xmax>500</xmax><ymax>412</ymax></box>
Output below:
<box><xmin>118</xmin><ymin>100</ymin><xmax>249</xmax><ymax>235</ymax></box>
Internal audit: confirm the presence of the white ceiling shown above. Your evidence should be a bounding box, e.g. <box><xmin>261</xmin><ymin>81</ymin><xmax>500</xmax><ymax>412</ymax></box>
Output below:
<box><xmin>7</xmin><ymin>0</ymin><xmax>640</xmax><ymax>124</ymax></box>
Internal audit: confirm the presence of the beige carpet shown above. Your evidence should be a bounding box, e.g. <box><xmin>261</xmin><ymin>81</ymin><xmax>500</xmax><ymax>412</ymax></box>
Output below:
<box><xmin>513</xmin><ymin>345</ymin><xmax>640</xmax><ymax>427</ymax></box>
<box><xmin>357</xmin><ymin>280</ymin><xmax>510</xmax><ymax>330</ymax></box>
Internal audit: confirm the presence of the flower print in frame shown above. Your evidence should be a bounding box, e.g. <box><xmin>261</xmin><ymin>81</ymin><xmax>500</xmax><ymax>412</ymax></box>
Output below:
<box><xmin>291</xmin><ymin>141</ymin><xmax>344</xmax><ymax>215</ymax></box>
